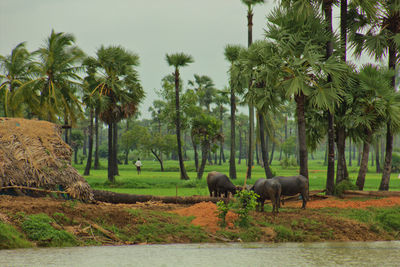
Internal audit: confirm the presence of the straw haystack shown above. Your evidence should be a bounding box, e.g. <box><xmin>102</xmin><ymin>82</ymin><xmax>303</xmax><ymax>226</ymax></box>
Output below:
<box><xmin>0</xmin><ymin>117</ymin><xmax>93</xmax><ymax>201</ymax></box>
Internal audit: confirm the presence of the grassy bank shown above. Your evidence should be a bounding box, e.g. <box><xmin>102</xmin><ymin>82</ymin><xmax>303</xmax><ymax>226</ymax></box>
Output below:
<box><xmin>1</xmin><ymin>195</ymin><xmax>399</xmax><ymax>249</ymax></box>
<box><xmin>74</xmin><ymin>159</ymin><xmax>400</xmax><ymax>196</ymax></box>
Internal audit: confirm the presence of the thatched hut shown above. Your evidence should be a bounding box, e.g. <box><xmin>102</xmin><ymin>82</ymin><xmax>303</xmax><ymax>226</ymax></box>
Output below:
<box><xmin>0</xmin><ymin>117</ymin><xmax>93</xmax><ymax>201</ymax></box>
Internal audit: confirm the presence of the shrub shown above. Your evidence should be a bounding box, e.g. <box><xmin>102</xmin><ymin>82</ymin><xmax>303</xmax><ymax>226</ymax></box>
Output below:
<box><xmin>334</xmin><ymin>180</ymin><xmax>358</xmax><ymax>197</ymax></box>
<box><xmin>231</xmin><ymin>190</ymin><xmax>258</xmax><ymax>228</ymax></box>
<box><xmin>216</xmin><ymin>201</ymin><xmax>230</xmax><ymax>228</ymax></box>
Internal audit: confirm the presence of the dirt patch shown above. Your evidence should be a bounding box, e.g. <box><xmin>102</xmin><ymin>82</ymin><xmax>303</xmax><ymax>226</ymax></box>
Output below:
<box><xmin>285</xmin><ymin>196</ymin><xmax>400</xmax><ymax>209</ymax></box>
<box><xmin>171</xmin><ymin>202</ymin><xmax>238</xmax><ymax>233</ymax></box>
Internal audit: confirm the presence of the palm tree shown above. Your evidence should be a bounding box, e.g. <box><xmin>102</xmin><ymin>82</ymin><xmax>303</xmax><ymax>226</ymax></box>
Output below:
<box><xmin>189</xmin><ymin>74</ymin><xmax>216</xmax><ymax>112</ymax></box>
<box><xmin>89</xmin><ymin>45</ymin><xmax>144</xmax><ymax>183</ymax></box>
<box><xmin>266</xmin><ymin>4</ymin><xmax>347</xmax><ymax>180</ymax></box>
<box><xmin>353</xmin><ymin>65</ymin><xmax>400</xmax><ymax>190</ymax></box>
<box><xmin>240</xmin><ymin>0</ymin><xmax>265</xmax><ymax>180</ymax></box>
<box><xmin>224</xmin><ymin>45</ymin><xmax>245</xmax><ymax>179</ymax></box>
<box><xmin>0</xmin><ymin>42</ymin><xmax>32</xmax><ymax>117</ymax></box>
<box><xmin>349</xmin><ymin>0</ymin><xmax>400</xmax><ymax>191</ymax></box>
<box><xmin>166</xmin><ymin>52</ymin><xmax>194</xmax><ymax>180</ymax></box>
<box><xmin>28</xmin><ymin>30</ymin><xmax>85</xmax><ymax>143</ymax></box>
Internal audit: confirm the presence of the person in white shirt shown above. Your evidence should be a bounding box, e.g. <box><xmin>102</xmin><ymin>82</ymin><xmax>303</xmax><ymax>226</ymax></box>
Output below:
<box><xmin>134</xmin><ymin>158</ymin><xmax>142</xmax><ymax>175</ymax></box>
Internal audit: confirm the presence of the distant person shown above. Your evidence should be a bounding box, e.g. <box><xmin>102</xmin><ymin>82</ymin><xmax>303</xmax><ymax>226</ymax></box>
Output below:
<box><xmin>135</xmin><ymin>158</ymin><xmax>142</xmax><ymax>175</ymax></box>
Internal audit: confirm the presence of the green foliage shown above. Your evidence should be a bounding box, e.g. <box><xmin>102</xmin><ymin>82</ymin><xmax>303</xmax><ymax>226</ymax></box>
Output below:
<box><xmin>231</xmin><ymin>190</ymin><xmax>258</xmax><ymax>228</ymax></box>
<box><xmin>280</xmin><ymin>157</ymin><xmax>298</xmax><ymax>169</ymax></box>
<box><xmin>21</xmin><ymin>213</ymin><xmax>77</xmax><ymax>247</ymax></box>
<box><xmin>0</xmin><ymin>221</ymin><xmax>32</xmax><ymax>249</ymax></box>
<box><xmin>216</xmin><ymin>201</ymin><xmax>231</xmax><ymax>228</ymax></box>
<box><xmin>334</xmin><ymin>180</ymin><xmax>358</xmax><ymax>197</ymax></box>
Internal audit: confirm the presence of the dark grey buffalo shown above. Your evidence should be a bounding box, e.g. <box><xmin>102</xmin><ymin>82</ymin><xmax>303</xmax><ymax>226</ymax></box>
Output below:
<box><xmin>251</xmin><ymin>178</ymin><xmax>281</xmax><ymax>214</ymax></box>
<box><xmin>207</xmin><ymin>171</ymin><xmax>237</xmax><ymax>197</ymax></box>
<box><xmin>272</xmin><ymin>175</ymin><xmax>309</xmax><ymax>209</ymax></box>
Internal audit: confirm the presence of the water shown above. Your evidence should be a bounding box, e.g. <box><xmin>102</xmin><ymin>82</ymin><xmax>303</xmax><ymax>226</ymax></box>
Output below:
<box><xmin>1</xmin><ymin>241</ymin><xmax>400</xmax><ymax>267</ymax></box>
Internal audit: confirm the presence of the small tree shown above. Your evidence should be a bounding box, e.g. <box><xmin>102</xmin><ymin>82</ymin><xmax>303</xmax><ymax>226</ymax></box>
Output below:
<box><xmin>191</xmin><ymin>113</ymin><xmax>222</xmax><ymax>179</ymax></box>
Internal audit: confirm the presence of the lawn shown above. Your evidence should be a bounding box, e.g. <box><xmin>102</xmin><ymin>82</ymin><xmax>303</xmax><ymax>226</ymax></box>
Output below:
<box><xmin>73</xmin><ymin>159</ymin><xmax>400</xmax><ymax>196</ymax></box>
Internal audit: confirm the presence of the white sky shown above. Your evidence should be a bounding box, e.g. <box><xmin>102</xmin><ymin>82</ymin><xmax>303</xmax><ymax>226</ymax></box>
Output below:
<box><xmin>0</xmin><ymin>1</ymin><xmax>384</xmax><ymax>119</ymax></box>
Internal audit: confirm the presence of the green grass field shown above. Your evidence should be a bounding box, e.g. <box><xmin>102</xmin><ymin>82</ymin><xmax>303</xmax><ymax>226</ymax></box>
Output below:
<box><xmin>73</xmin><ymin>159</ymin><xmax>400</xmax><ymax>196</ymax></box>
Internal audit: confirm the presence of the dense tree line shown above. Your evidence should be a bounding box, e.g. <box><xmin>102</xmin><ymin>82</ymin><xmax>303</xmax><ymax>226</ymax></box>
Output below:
<box><xmin>1</xmin><ymin>0</ymin><xmax>400</xmax><ymax>192</ymax></box>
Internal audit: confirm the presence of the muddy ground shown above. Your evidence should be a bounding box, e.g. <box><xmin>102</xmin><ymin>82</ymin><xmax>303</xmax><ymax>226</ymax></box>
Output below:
<box><xmin>1</xmin><ymin>195</ymin><xmax>400</xmax><ymax>246</ymax></box>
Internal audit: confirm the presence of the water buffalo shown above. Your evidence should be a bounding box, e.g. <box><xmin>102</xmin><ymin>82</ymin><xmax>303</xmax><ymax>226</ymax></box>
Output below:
<box><xmin>206</xmin><ymin>171</ymin><xmax>237</xmax><ymax>197</ymax></box>
<box><xmin>272</xmin><ymin>175</ymin><xmax>309</xmax><ymax>209</ymax></box>
<box><xmin>251</xmin><ymin>178</ymin><xmax>281</xmax><ymax>214</ymax></box>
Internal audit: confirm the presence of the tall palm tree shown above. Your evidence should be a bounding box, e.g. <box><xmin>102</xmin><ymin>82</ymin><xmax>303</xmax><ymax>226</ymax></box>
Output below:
<box><xmin>189</xmin><ymin>74</ymin><xmax>216</xmax><ymax>112</ymax></box>
<box><xmin>266</xmin><ymin>4</ymin><xmax>347</xmax><ymax>180</ymax></box>
<box><xmin>166</xmin><ymin>52</ymin><xmax>194</xmax><ymax>180</ymax></box>
<box><xmin>89</xmin><ymin>45</ymin><xmax>144</xmax><ymax>183</ymax></box>
<box><xmin>224</xmin><ymin>45</ymin><xmax>245</xmax><ymax>179</ymax></box>
<box><xmin>0</xmin><ymin>42</ymin><xmax>32</xmax><ymax>117</ymax></box>
<box><xmin>349</xmin><ymin>0</ymin><xmax>400</xmax><ymax>190</ymax></box>
<box><xmin>240</xmin><ymin>0</ymin><xmax>265</xmax><ymax>180</ymax></box>
<box><xmin>28</xmin><ymin>30</ymin><xmax>85</xmax><ymax>143</ymax></box>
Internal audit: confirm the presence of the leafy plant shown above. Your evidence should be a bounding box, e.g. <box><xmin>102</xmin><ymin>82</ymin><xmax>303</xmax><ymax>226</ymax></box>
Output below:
<box><xmin>216</xmin><ymin>200</ymin><xmax>231</xmax><ymax>228</ymax></box>
<box><xmin>231</xmin><ymin>190</ymin><xmax>258</xmax><ymax>228</ymax></box>
<box><xmin>334</xmin><ymin>180</ymin><xmax>358</xmax><ymax>197</ymax></box>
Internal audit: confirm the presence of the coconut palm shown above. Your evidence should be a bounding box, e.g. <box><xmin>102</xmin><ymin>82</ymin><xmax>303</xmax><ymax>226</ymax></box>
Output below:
<box><xmin>0</xmin><ymin>42</ymin><xmax>33</xmax><ymax>117</ymax></box>
<box><xmin>240</xmin><ymin>0</ymin><xmax>265</xmax><ymax>180</ymax></box>
<box><xmin>166</xmin><ymin>52</ymin><xmax>194</xmax><ymax>180</ymax></box>
<box><xmin>349</xmin><ymin>0</ymin><xmax>400</xmax><ymax>191</ymax></box>
<box><xmin>88</xmin><ymin>45</ymin><xmax>144</xmax><ymax>183</ymax></box>
<box><xmin>224</xmin><ymin>44</ymin><xmax>245</xmax><ymax>179</ymax></box>
<box><xmin>27</xmin><ymin>30</ymin><xmax>85</xmax><ymax>143</ymax></box>
<box><xmin>189</xmin><ymin>74</ymin><xmax>216</xmax><ymax>112</ymax></box>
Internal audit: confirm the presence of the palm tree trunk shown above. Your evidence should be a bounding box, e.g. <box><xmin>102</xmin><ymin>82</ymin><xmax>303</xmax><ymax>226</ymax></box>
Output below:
<box><xmin>191</xmin><ymin>135</ymin><xmax>199</xmax><ymax>172</ymax></box>
<box><xmin>336</xmin><ymin>126</ymin><xmax>347</xmax><ymax>184</ymax></box>
<box><xmin>379</xmin><ymin>122</ymin><xmax>393</xmax><ymax>190</ymax></box>
<box><xmin>295</xmin><ymin>92</ymin><xmax>308</xmax><ymax>179</ymax></box>
<box><xmin>246</xmin><ymin>103</ymin><xmax>254</xmax><ymax>180</ymax></box>
<box><xmin>238</xmin><ymin>127</ymin><xmax>242</xmax><ymax>165</ymax></box>
<box><xmin>326</xmin><ymin>112</ymin><xmax>335</xmax><ymax>194</ymax></box>
<box><xmin>324</xmin><ymin>1</ymin><xmax>335</xmax><ymax>195</ymax></box>
<box><xmin>229</xmin><ymin>86</ymin><xmax>237</xmax><ymax>178</ymax></box>
<box><xmin>94</xmin><ymin>109</ymin><xmax>100</xmax><ymax>170</ymax></box>
<box><xmin>174</xmin><ymin>69</ymin><xmax>189</xmax><ymax>180</ymax></box>
<box><xmin>197</xmin><ymin>141</ymin><xmax>209</xmax><ymax>179</ymax></box>
<box><xmin>84</xmin><ymin>108</ymin><xmax>94</xmax><ymax>176</ymax></box>
<box><xmin>375</xmin><ymin>142</ymin><xmax>381</xmax><ymax>173</ymax></box>
<box><xmin>379</xmin><ymin>39</ymin><xmax>397</xmax><ymax>190</ymax></box>
<box><xmin>258</xmin><ymin>112</ymin><xmax>273</xmax><ymax>178</ymax></box>
<box><xmin>108</xmin><ymin>122</ymin><xmax>115</xmax><ymax>183</ymax></box>
<box><xmin>356</xmin><ymin>134</ymin><xmax>371</xmax><ymax>190</ymax></box>
<box><xmin>245</xmin><ymin>7</ymin><xmax>254</xmax><ymax>181</ymax></box>
<box><xmin>349</xmin><ymin>138</ymin><xmax>352</xmax><ymax>166</ymax></box>
<box><xmin>113</xmin><ymin>122</ymin><xmax>119</xmax><ymax>176</ymax></box>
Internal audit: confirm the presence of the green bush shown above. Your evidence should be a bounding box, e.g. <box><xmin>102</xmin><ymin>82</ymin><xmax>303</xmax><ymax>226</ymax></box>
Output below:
<box><xmin>334</xmin><ymin>180</ymin><xmax>358</xmax><ymax>197</ymax></box>
<box><xmin>21</xmin><ymin>213</ymin><xmax>77</xmax><ymax>247</ymax></box>
<box><xmin>231</xmin><ymin>190</ymin><xmax>258</xmax><ymax>228</ymax></box>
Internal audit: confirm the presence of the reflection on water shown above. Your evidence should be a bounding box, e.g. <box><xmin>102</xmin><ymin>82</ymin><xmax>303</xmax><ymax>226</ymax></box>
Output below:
<box><xmin>1</xmin><ymin>241</ymin><xmax>400</xmax><ymax>267</ymax></box>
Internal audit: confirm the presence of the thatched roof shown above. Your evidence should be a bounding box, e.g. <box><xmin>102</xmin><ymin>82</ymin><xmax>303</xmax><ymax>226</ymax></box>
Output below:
<box><xmin>0</xmin><ymin>117</ymin><xmax>93</xmax><ymax>201</ymax></box>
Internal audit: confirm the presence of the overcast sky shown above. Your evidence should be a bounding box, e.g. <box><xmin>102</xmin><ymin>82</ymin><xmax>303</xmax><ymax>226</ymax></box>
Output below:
<box><xmin>0</xmin><ymin>1</ymin><xmax>380</xmax><ymax>119</ymax></box>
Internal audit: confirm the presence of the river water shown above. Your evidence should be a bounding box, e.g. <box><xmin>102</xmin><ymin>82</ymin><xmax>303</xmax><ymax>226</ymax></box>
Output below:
<box><xmin>1</xmin><ymin>241</ymin><xmax>399</xmax><ymax>267</ymax></box>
